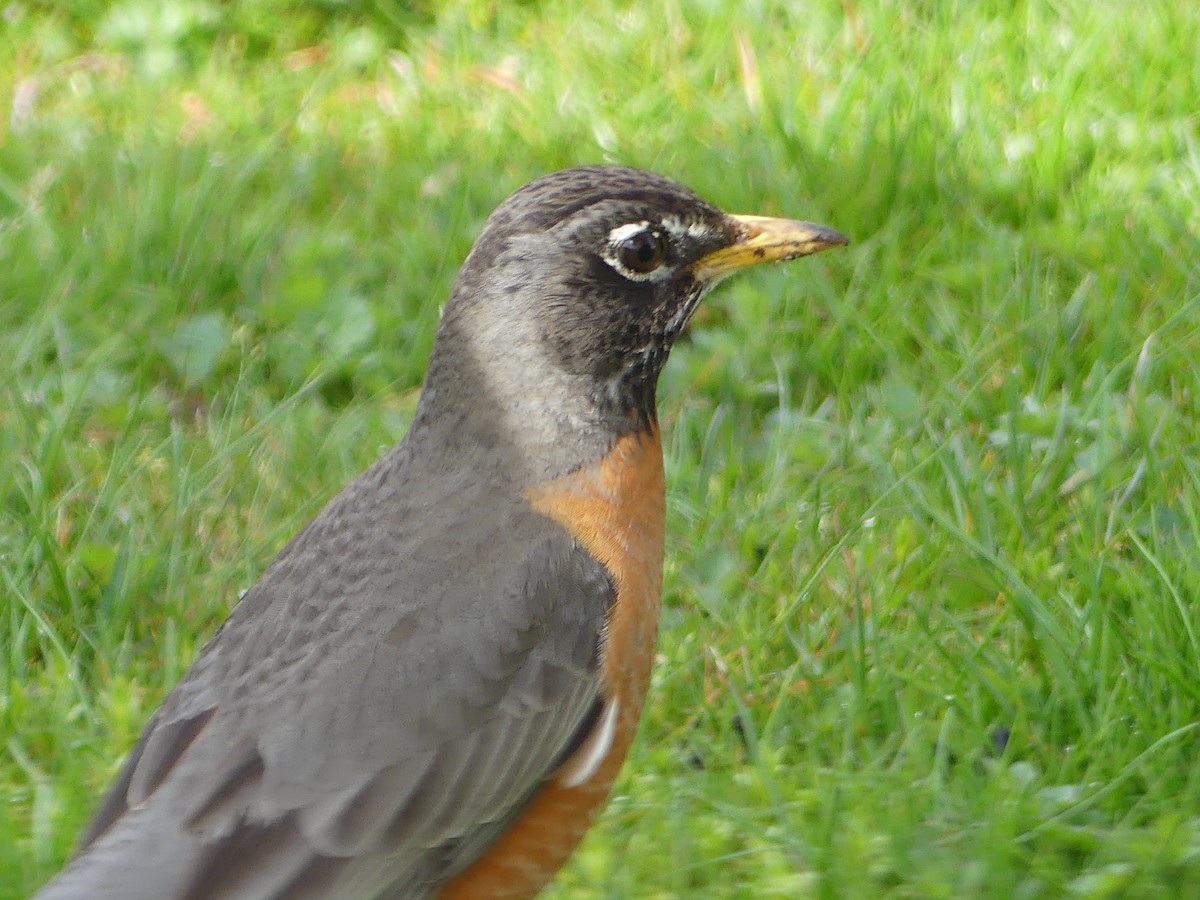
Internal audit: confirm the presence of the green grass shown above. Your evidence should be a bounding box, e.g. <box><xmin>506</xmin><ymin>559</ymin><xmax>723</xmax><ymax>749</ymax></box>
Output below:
<box><xmin>3</xmin><ymin>0</ymin><xmax>1200</xmax><ymax>896</ymax></box>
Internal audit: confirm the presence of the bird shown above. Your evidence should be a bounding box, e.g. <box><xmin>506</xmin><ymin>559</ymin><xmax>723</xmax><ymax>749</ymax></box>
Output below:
<box><xmin>38</xmin><ymin>165</ymin><xmax>848</xmax><ymax>899</ymax></box>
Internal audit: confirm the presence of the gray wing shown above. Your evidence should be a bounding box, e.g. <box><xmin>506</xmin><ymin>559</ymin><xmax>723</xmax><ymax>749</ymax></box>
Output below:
<box><xmin>38</xmin><ymin>449</ymin><xmax>614</xmax><ymax>900</ymax></box>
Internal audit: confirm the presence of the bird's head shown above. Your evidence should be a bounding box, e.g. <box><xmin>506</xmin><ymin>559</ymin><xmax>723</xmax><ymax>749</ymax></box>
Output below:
<box><xmin>419</xmin><ymin>167</ymin><xmax>848</xmax><ymax>462</ymax></box>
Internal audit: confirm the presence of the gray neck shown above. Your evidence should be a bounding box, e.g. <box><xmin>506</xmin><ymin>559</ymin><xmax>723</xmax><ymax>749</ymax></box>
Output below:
<box><xmin>409</xmin><ymin>306</ymin><xmax>624</xmax><ymax>484</ymax></box>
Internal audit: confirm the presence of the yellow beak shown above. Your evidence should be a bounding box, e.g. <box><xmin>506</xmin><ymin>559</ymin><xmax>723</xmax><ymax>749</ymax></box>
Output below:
<box><xmin>690</xmin><ymin>214</ymin><xmax>849</xmax><ymax>283</ymax></box>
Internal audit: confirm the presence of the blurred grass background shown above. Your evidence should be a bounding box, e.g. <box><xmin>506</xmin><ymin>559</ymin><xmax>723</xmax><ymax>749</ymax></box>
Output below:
<box><xmin>3</xmin><ymin>0</ymin><xmax>1200</xmax><ymax>896</ymax></box>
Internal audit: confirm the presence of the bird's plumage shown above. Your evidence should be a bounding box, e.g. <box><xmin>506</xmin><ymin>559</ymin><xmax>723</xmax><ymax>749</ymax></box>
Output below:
<box><xmin>38</xmin><ymin>166</ymin><xmax>847</xmax><ymax>899</ymax></box>
<box><xmin>47</xmin><ymin>440</ymin><xmax>614</xmax><ymax>898</ymax></box>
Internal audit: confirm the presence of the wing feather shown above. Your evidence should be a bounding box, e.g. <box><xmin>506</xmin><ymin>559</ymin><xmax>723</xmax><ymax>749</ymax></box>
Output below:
<box><xmin>45</xmin><ymin>467</ymin><xmax>616</xmax><ymax>900</ymax></box>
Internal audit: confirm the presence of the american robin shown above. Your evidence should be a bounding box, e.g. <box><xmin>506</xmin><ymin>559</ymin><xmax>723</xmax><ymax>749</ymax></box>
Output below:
<box><xmin>38</xmin><ymin>166</ymin><xmax>847</xmax><ymax>899</ymax></box>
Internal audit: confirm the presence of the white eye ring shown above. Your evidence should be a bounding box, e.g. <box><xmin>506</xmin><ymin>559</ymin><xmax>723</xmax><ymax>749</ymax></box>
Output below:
<box><xmin>602</xmin><ymin>221</ymin><xmax>673</xmax><ymax>282</ymax></box>
<box><xmin>608</xmin><ymin>221</ymin><xmax>651</xmax><ymax>244</ymax></box>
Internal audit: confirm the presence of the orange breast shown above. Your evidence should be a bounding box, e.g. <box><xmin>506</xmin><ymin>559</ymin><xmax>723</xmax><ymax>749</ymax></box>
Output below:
<box><xmin>438</xmin><ymin>428</ymin><xmax>666</xmax><ymax>899</ymax></box>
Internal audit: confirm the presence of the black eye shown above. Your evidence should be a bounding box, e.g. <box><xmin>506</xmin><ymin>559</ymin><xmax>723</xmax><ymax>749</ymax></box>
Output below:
<box><xmin>616</xmin><ymin>229</ymin><xmax>668</xmax><ymax>274</ymax></box>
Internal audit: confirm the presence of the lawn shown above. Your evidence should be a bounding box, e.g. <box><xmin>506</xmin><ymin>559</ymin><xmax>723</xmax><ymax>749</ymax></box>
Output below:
<box><xmin>3</xmin><ymin>1</ymin><xmax>1200</xmax><ymax>896</ymax></box>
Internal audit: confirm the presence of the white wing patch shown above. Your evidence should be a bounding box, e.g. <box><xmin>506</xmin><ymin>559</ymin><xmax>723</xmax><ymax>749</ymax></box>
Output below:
<box><xmin>558</xmin><ymin>699</ymin><xmax>620</xmax><ymax>788</ymax></box>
